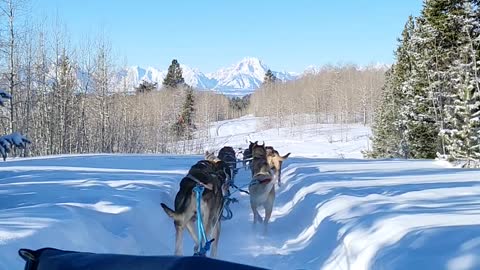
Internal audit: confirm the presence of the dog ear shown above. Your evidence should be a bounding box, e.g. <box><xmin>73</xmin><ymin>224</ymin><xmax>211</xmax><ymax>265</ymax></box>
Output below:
<box><xmin>281</xmin><ymin>153</ymin><xmax>291</xmax><ymax>160</ymax></box>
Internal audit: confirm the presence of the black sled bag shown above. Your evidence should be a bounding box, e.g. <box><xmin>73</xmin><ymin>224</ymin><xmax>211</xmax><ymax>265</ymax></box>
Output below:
<box><xmin>19</xmin><ymin>247</ymin><xmax>268</xmax><ymax>270</ymax></box>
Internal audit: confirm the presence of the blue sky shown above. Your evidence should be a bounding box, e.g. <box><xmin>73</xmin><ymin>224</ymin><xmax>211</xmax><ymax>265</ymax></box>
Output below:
<box><xmin>33</xmin><ymin>0</ymin><xmax>423</xmax><ymax>73</ymax></box>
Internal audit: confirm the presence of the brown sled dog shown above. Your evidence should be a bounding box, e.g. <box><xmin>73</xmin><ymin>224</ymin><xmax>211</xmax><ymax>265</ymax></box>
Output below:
<box><xmin>248</xmin><ymin>142</ymin><xmax>275</xmax><ymax>232</ymax></box>
<box><xmin>160</xmin><ymin>159</ymin><xmax>231</xmax><ymax>257</ymax></box>
<box><xmin>265</xmin><ymin>146</ymin><xmax>290</xmax><ymax>187</ymax></box>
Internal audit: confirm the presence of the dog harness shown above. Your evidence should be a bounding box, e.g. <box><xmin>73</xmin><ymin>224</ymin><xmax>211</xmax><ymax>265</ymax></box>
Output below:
<box><xmin>186</xmin><ymin>174</ymin><xmax>213</xmax><ymax>190</ymax></box>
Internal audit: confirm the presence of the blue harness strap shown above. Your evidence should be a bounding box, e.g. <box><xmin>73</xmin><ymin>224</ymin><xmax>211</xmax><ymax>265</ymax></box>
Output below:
<box><xmin>193</xmin><ymin>185</ymin><xmax>215</xmax><ymax>257</ymax></box>
<box><xmin>192</xmin><ymin>179</ymin><xmax>252</xmax><ymax>254</ymax></box>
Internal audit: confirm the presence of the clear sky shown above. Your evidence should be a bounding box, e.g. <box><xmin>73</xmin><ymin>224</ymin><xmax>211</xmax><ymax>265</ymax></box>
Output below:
<box><xmin>32</xmin><ymin>0</ymin><xmax>423</xmax><ymax>73</ymax></box>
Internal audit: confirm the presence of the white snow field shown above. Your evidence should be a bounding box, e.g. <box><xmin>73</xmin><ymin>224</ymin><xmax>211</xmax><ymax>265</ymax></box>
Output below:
<box><xmin>1</xmin><ymin>116</ymin><xmax>480</xmax><ymax>270</ymax></box>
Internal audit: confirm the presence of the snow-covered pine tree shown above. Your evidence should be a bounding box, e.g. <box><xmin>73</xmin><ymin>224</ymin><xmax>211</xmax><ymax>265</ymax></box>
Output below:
<box><xmin>421</xmin><ymin>0</ymin><xmax>468</xmax><ymax>157</ymax></box>
<box><xmin>162</xmin><ymin>59</ymin><xmax>185</xmax><ymax>89</ymax></box>
<box><xmin>368</xmin><ymin>68</ymin><xmax>404</xmax><ymax>158</ymax></box>
<box><xmin>401</xmin><ymin>16</ymin><xmax>440</xmax><ymax>159</ymax></box>
<box><xmin>368</xmin><ymin>17</ymin><xmax>414</xmax><ymax>158</ymax></box>
<box><xmin>441</xmin><ymin>0</ymin><xmax>480</xmax><ymax>167</ymax></box>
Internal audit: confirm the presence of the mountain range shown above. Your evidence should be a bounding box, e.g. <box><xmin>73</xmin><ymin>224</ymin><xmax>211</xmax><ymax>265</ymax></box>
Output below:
<box><xmin>118</xmin><ymin>57</ymin><xmax>389</xmax><ymax>96</ymax></box>
<box><xmin>120</xmin><ymin>57</ymin><xmax>297</xmax><ymax>96</ymax></box>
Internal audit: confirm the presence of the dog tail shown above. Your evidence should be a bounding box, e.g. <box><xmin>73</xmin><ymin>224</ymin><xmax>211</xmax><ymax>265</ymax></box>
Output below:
<box><xmin>281</xmin><ymin>152</ymin><xmax>291</xmax><ymax>160</ymax></box>
<box><xmin>161</xmin><ymin>203</ymin><xmax>180</xmax><ymax>220</ymax></box>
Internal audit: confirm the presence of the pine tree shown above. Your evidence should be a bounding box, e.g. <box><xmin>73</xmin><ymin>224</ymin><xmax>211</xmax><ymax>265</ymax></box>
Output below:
<box><xmin>263</xmin><ymin>69</ymin><xmax>277</xmax><ymax>85</ymax></box>
<box><xmin>368</xmin><ymin>17</ymin><xmax>415</xmax><ymax>158</ymax></box>
<box><xmin>423</xmin><ymin>0</ymin><xmax>465</xmax><ymax>51</ymax></box>
<box><xmin>162</xmin><ymin>59</ymin><xmax>185</xmax><ymax>89</ymax></box>
<box><xmin>173</xmin><ymin>86</ymin><xmax>196</xmax><ymax>139</ymax></box>
<box><xmin>135</xmin><ymin>80</ymin><xmax>158</xmax><ymax>94</ymax></box>
<box><xmin>370</xmin><ymin>0</ymin><xmax>480</xmax><ymax>161</ymax></box>
<box><xmin>368</xmin><ymin>69</ymin><xmax>404</xmax><ymax>158</ymax></box>
<box><xmin>421</xmin><ymin>0</ymin><xmax>469</xmax><ymax>156</ymax></box>
<box><xmin>441</xmin><ymin>0</ymin><xmax>480</xmax><ymax>167</ymax></box>
<box><xmin>402</xmin><ymin>16</ymin><xmax>440</xmax><ymax>159</ymax></box>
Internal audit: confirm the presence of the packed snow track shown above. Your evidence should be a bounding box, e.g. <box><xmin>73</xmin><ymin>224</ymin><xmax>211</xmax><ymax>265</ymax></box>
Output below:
<box><xmin>1</xmin><ymin>154</ymin><xmax>479</xmax><ymax>270</ymax></box>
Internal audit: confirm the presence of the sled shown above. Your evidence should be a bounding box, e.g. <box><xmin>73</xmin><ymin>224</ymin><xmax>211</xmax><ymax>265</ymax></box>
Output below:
<box><xmin>19</xmin><ymin>247</ymin><xmax>268</xmax><ymax>270</ymax></box>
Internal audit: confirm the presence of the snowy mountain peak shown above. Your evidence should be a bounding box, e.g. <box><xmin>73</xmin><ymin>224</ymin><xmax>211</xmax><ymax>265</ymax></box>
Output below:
<box><xmin>232</xmin><ymin>57</ymin><xmax>268</xmax><ymax>77</ymax></box>
<box><xmin>205</xmin><ymin>57</ymin><xmax>296</xmax><ymax>95</ymax></box>
<box><xmin>234</xmin><ymin>57</ymin><xmax>267</xmax><ymax>71</ymax></box>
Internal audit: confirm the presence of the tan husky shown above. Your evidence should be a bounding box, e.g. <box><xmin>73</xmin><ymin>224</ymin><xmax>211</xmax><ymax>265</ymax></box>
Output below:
<box><xmin>248</xmin><ymin>142</ymin><xmax>275</xmax><ymax>232</ymax></box>
<box><xmin>160</xmin><ymin>160</ymin><xmax>228</xmax><ymax>257</ymax></box>
<box><xmin>265</xmin><ymin>146</ymin><xmax>291</xmax><ymax>187</ymax></box>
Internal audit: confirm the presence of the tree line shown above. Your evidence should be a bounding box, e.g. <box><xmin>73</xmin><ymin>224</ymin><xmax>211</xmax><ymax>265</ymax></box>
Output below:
<box><xmin>368</xmin><ymin>0</ymin><xmax>480</xmax><ymax>167</ymax></box>
<box><xmin>0</xmin><ymin>0</ymin><xmax>387</xmax><ymax>158</ymax></box>
<box><xmin>249</xmin><ymin>66</ymin><xmax>386</xmax><ymax>129</ymax></box>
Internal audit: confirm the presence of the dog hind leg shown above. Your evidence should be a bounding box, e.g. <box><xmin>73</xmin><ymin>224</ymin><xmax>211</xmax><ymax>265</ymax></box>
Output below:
<box><xmin>185</xmin><ymin>220</ymin><xmax>199</xmax><ymax>253</ymax></box>
<box><xmin>174</xmin><ymin>223</ymin><xmax>184</xmax><ymax>256</ymax></box>
<box><xmin>263</xmin><ymin>187</ymin><xmax>275</xmax><ymax>234</ymax></box>
<box><xmin>210</xmin><ymin>221</ymin><xmax>221</xmax><ymax>258</ymax></box>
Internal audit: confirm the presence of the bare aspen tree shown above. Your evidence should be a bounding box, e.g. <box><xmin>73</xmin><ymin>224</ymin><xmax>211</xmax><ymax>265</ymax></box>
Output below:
<box><xmin>18</xmin><ymin>19</ymin><xmax>35</xmax><ymax>156</ymax></box>
<box><xmin>77</xmin><ymin>36</ymin><xmax>96</xmax><ymax>153</ymax></box>
<box><xmin>92</xmin><ymin>35</ymin><xmax>114</xmax><ymax>152</ymax></box>
<box><xmin>249</xmin><ymin>65</ymin><xmax>386</xmax><ymax>130</ymax></box>
<box><xmin>0</xmin><ymin>0</ymin><xmax>24</xmax><ymax>133</ymax></box>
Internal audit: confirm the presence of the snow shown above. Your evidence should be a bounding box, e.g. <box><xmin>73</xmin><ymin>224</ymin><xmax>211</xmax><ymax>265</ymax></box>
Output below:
<box><xmin>203</xmin><ymin>115</ymin><xmax>370</xmax><ymax>159</ymax></box>
<box><xmin>1</xmin><ymin>116</ymin><xmax>480</xmax><ymax>270</ymax></box>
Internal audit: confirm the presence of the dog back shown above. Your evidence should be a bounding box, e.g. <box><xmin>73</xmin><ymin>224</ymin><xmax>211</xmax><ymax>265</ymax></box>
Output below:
<box><xmin>173</xmin><ymin>160</ymin><xmax>224</xmax><ymax>213</ymax></box>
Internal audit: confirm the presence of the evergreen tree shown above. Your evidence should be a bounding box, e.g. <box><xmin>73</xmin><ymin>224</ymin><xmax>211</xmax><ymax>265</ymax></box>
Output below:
<box><xmin>263</xmin><ymin>69</ymin><xmax>277</xmax><ymax>85</ymax></box>
<box><xmin>162</xmin><ymin>59</ymin><xmax>185</xmax><ymax>89</ymax></box>
<box><xmin>229</xmin><ymin>95</ymin><xmax>251</xmax><ymax>111</ymax></box>
<box><xmin>402</xmin><ymin>16</ymin><xmax>440</xmax><ymax>159</ymax></box>
<box><xmin>368</xmin><ymin>17</ymin><xmax>415</xmax><ymax>158</ymax></box>
<box><xmin>370</xmin><ymin>0</ymin><xmax>480</xmax><ymax>161</ymax></box>
<box><xmin>135</xmin><ymin>80</ymin><xmax>158</xmax><ymax>94</ymax></box>
<box><xmin>441</xmin><ymin>0</ymin><xmax>480</xmax><ymax>167</ymax></box>
<box><xmin>421</xmin><ymin>0</ymin><xmax>469</xmax><ymax>156</ymax></box>
<box><xmin>368</xmin><ymin>69</ymin><xmax>404</xmax><ymax>158</ymax></box>
<box><xmin>423</xmin><ymin>0</ymin><xmax>465</xmax><ymax>52</ymax></box>
<box><xmin>173</xmin><ymin>86</ymin><xmax>195</xmax><ymax>139</ymax></box>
